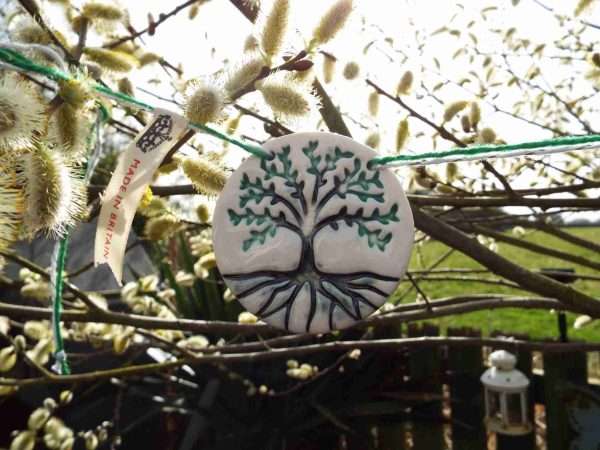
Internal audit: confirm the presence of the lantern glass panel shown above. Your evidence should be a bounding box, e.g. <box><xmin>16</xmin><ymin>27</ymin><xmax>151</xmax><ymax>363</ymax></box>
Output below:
<box><xmin>507</xmin><ymin>393</ymin><xmax>524</xmax><ymax>425</ymax></box>
<box><xmin>488</xmin><ymin>390</ymin><xmax>502</xmax><ymax>419</ymax></box>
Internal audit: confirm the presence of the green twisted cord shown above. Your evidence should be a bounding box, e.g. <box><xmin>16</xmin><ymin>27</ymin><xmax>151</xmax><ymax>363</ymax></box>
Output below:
<box><xmin>368</xmin><ymin>134</ymin><xmax>600</xmax><ymax>167</ymax></box>
<box><xmin>0</xmin><ymin>47</ymin><xmax>269</xmax><ymax>159</ymax></box>
<box><xmin>50</xmin><ymin>110</ymin><xmax>108</xmax><ymax>375</ymax></box>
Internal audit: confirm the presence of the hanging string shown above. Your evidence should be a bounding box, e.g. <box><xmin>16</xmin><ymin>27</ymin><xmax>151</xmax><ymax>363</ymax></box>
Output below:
<box><xmin>48</xmin><ymin>107</ymin><xmax>108</xmax><ymax>375</ymax></box>
<box><xmin>1</xmin><ymin>46</ymin><xmax>600</xmax><ymax>169</ymax></box>
<box><xmin>49</xmin><ymin>237</ymin><xmax>69</xmax><ymax>374</ymax></box>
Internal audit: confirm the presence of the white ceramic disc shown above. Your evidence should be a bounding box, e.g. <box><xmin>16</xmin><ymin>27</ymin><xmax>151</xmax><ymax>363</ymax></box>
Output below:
<box><xmin>213</xmin><ymin>132</ymin><xmax>414</xmax><ymax>333</ymax></box>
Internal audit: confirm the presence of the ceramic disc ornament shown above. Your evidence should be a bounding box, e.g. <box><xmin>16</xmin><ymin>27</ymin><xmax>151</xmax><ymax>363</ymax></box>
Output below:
<box><xmin>213</xmin><ymin>132</ymin><xmax>414</xmax><ymax>333</ymax></box>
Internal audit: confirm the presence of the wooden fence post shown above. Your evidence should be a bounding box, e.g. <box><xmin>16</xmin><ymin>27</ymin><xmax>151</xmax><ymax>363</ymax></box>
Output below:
<box><xmin>406</xmin><ymin>323</ymin><xmax>445</xmax><ymax>450</ymax></box>
<box><xmin>374</xmin><ymin>322</ymin><xmax>408</xmax><ymax>450</ymax></box>
<box><xmin>447</xmin><ymin>327</ymin><xmax>487</xmax><ymax>450</ymax></box>
<box><xmin>543</xmin><ymin>350</ymin><xmax>587</xmax><ymax>450</ymax></box>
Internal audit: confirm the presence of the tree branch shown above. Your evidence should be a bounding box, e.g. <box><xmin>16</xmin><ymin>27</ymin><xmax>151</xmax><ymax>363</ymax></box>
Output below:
<box><xmin>469</xmin><ymin>224</ymin><xmax>600</xmax><ymax>271</ymax></box>
<box><xmin>366</xmin><ymin>79</ymin><xmax>517</xmax><ymax>194</ymax></box>
<box><xmin>104</xmin><ymin>0</ymin><xmax>200</xmax><ymax>49</ymax></box>
<box><xmin>411</xmin><ymin>207</ymin><xmax>600</xmax><ymax>316</ymax></box>
<box><xmin>6</xmin><ymin>331</ymin><xmax>600</xmax><ymax>387</ymax></box>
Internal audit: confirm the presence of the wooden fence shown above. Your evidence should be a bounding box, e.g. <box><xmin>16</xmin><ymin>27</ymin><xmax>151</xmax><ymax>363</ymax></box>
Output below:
<box><xmin>342</xmin><ymin>323</ymin><xmax>600</xmax><ymax>450</ymax></box>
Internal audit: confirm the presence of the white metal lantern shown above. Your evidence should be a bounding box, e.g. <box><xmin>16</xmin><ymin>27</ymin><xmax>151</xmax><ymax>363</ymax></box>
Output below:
<box><xmin>481</xmin><ymin>350</ymin><xmax>532</xmax><ymax>435</ymax></box>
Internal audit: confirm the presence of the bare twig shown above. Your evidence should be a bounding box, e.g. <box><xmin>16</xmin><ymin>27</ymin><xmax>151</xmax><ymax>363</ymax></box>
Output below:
<box><xmin>104</xmin><ymin>0</ymin><xmax>200</xmax><ymax>49</ymax></box>
<box><xmin>411</xmin><ymin>207</ymin><xmax>600</xmax><ymax>316</ymax></box>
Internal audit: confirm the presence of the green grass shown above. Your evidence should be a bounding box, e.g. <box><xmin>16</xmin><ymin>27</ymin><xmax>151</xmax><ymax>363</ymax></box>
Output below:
<box><xmin>395</xmin><ymin>227</ymin><xmax>600</xmax><ymax>340</ymax></box>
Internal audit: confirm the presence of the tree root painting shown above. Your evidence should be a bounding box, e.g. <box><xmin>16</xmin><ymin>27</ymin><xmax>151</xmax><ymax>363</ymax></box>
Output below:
<box><xmin>213</xmin><ymin>132</ymin><xmax>414</xmax><ymax>333</ymax></box>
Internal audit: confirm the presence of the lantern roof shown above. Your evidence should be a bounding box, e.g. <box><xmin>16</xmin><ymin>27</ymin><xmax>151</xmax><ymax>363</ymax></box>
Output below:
<box><xmin>480</xmin><ymin>350</ymin><xmax>529</xmax><ymax>390</ymax></box>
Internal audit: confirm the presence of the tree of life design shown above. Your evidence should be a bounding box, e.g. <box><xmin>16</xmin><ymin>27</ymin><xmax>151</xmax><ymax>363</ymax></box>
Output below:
<box><xmin>218</xmin><ymin>138</ymin><xmax>408</xmax><ymax>333</ymax></box>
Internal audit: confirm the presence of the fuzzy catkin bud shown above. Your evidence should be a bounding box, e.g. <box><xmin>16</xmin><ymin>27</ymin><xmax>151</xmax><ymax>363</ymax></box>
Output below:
<box><xmin>12</xmin><ymin>24</ymin><xmax>52</xmax><ymax>46</ymax></box>
<box><xmin>0</xmin><ymin>101</ymin><xmax>16</xmax><ymax>133</ymax></box>
<box><xmin>85</xmin><ymin>432</ymin><xmax>99</xmax><ymax>450</ymax></box>
<box><xmin>0</xmin><ymin>75</ymin><xmax>45</xmax><ymax>148</ymax></box>
<box><xmin>138</xmin><ymin>53</ymin><xmax>161</xmax><ymax>67</ymax></box>
<box><xmin>83</xmin><ymin>48</ymin><xmax>138</xmax><ymax>72</ymax></box>
<box><xmin>196</xmin><ymin>204</ymin><xmax>210</xmax><ymax>223</ymax></box>
<box><xmin>257</xmin><ymin>78</ymin><xmax>313</xmax><ymax>118</ymax></box>
<box><xmin>0</xmin><ymin>346</ymin><xmax>16</xmax><ymax>372</ymax></box>
<box><xmin>19</xmin><ymin>142</ymin><xmax>86</xmax><ymax>237</ymax></box>
<box><xmin>178</xmin><ymin>335</ymin><xmax>209</xmax><ymax>351</ymax></box>
<box><xmin>53</xmin><ymin>103</ymin><xmax>88</xmax><ymax>153</ymax></box>
<box><xmin>396</xmin><ymin>119</ymin><xmax>409</xmax><ymax>151</ymax></box>
<box><xmin>26</xmin><ymin>338</ymin><xmax>52</xmax><ymax>366</ymax></box>
<box><xmin>144</xmin><ymin>214</ymin><xmax>180</xmax><ymax>241</ymax></box>
<box><xmin>24</xmin><ymin>321</ymin><xmax>49</xmax><ymax>340</ymax></box>
<box><xmin>181</xmin><ymin>158</ymin><xmax>227</xmax><ymax>195</ymax></box>
<box><xmin>260</xmin><ymin>0</ymin><xmax>290</xmax><ymax>63</ymax></box>
<box><xmin>118</xmin><ymin>78</ymin><xmax>134</xmax><ymax>97</ymax></box>
<box><xmin>343</xmin><ymin>61</ymin><xmax>360</xmax><ymax>80</ymax></box>
<box><xmin>59</xmin><ymin>390</ymin><xmax>73</xmax><ymax>404</ymax></box>
<box><xmin>311</xmin><ymin>0</ymin><xmax>353</xmax><ymax>48</ymax></box>
<box><xmin>443</xmin><ymin>100</ymin><xmax>468</xmax><ymax>122</ymax></box>
<box><xmin>81</xmin><ymin>2</ymin><xmax>124</xmax><ymax>21</ymax></box>
<box><xmin>238</xmin><ymin>312</ymin><xmax>258</xmax><ymax>324</ymax></box>
<box><xmin>461</xmin><ymin>114</ymin><xmax>471</xmax><ymax>132</ymax></box>
<box><xmin>9</xmin><ymin>430</ymin><xmax>35</xmax><ymax>450</ymax></box>
<box><xmin>58</xmin><ymin>79</ymin><xmax>92</xmax><ymax>109</ymax></box>
<box><xmin>138</xmin><ymin>197</ymin><xmax>167</xmax><ymax>218</ymax></box>
<box><xmin>224</xmin><ymin>57</ymin><xmax>264</xmax><ymax>97</ymax></box>
<box><xmin>184</xmin><ymin>83</ymin><xmax>226</xmax><ymax>125</ymax></box>
<box><xmin>396</xmin><ymin>70</ymin><xmax>414</xmax><ymax>95</ymax></box>
<box><xmin>139</xmin><ymin>187</ymin><xmax>153</xmax><ymax>210</ymax></box>
<box><xmin>365</xmin><ymin>132</ymin><xmax>380</xmax><ymax>149</ymax></box>
<box><xmin>28</xmin><ymin>407</ymin><xmax>51</xmax><ymax>431</ymax></box>
<box><xmin>243</xmin><ymin>35</ymin><xmax>260</xmax><ymax>53</ymax></box>
<box><xmin>226</xmin><ymin>114</ymin><xmax>242</xmax><ymax>135</ymax></box>
<box><xmin>479</xmin><ymin>127</ymin><xmax>496</xmax><ymax>143</ymax></box>
<box><xmin>446</xmin><ymin>162</ymin><xmax>458</xmax><ymax>181</ymax></box>
<box><xmin>188</xmin><ymin>0</ymin><xmax>209</xmax><ymax>19</ymax></box>
<box><xmin>323</xmin><ymin>55</ymin><xmax>335</xmax><ymax>83</ymax></box>
<box><xmin>198</xmin><ymin>252</ymin><xmax>217</xmax><ymax>270</ymax></box>
<box><xmin>469</xmin><ymin>102</ymin><xmax>481</xmax><ymax>128</ymax></box>
<box><xmin>368</xmin><ymin>91</ymin><xmax>379</xmax><ymax>116</ymax></box>
<box><xmin>0</xmin><ymin>171</ymin><xmax>24</xmax><ymax>252</ymax></box>
<box><xmin>113</xmin><ymin>333</ymin><xmax>131</xmax><ymax>354</ymax></box>
<box><xmin>575</xmin><ymin>0</ymin><xmax>594</xmax><ymax>16</ymax></box>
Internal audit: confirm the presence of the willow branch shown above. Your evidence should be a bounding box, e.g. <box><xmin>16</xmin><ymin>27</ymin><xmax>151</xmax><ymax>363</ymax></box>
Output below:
<box><xmin>412</xmin><ymin>207</ymin><xmax>600</xmax><ymax>316</ymax></box>
<box><xmin>471</xmin><ymin>225</ymin><xmax>600</xmax><ymax>271</ymax></box>
<box><xmin>366</xmin><ymin>79</ymin><xmax>516</xmax><ymax>194</ymax></box>
<box><xmin>229</xmin><ymin>0</ymin><xmax>352</xmax><ymax>137</ymax></box>
<box><xmin>5</xmin><ymin>332</ymin><xmax>600</xmax><ymax>387</ymax></box>
<box><xmin>507</xmin><ymin>220</ymin><xmax>600</xmax><ymax>254</ymax></box>
<box><xmin>0</xmin><ymin>251</ymin><xmax>105</xmax><ymax>313</ymax></box>
<box><xmin>409</xmin><ymin>195</ymin><xmax>600</xmax><ymax>208</ymax></box>
<box><xmin>0</xmin><ymin>294</ymin><xmax>589</xmax><ymax>339</ymax></box>
<box><xmin>483</xmin><ymin>180</ymin><xmax>600</xmax><ymax>197</ymax></box>
<box><xmin>104</xmin><ymin>0</ymin><xmax>199</xmax><ymax>48</ymax></box>
<box><xmin>86</xmin><ymin>184</ymin><xmax>600</xmax><ymax>209</ymax></box>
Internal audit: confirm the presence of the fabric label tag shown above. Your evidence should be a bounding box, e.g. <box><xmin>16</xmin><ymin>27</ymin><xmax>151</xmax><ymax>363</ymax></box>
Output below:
<box><xmin>94</xmin><ymin>109</ymin><xmax>188</xmax><ymax>283</ymax></box>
